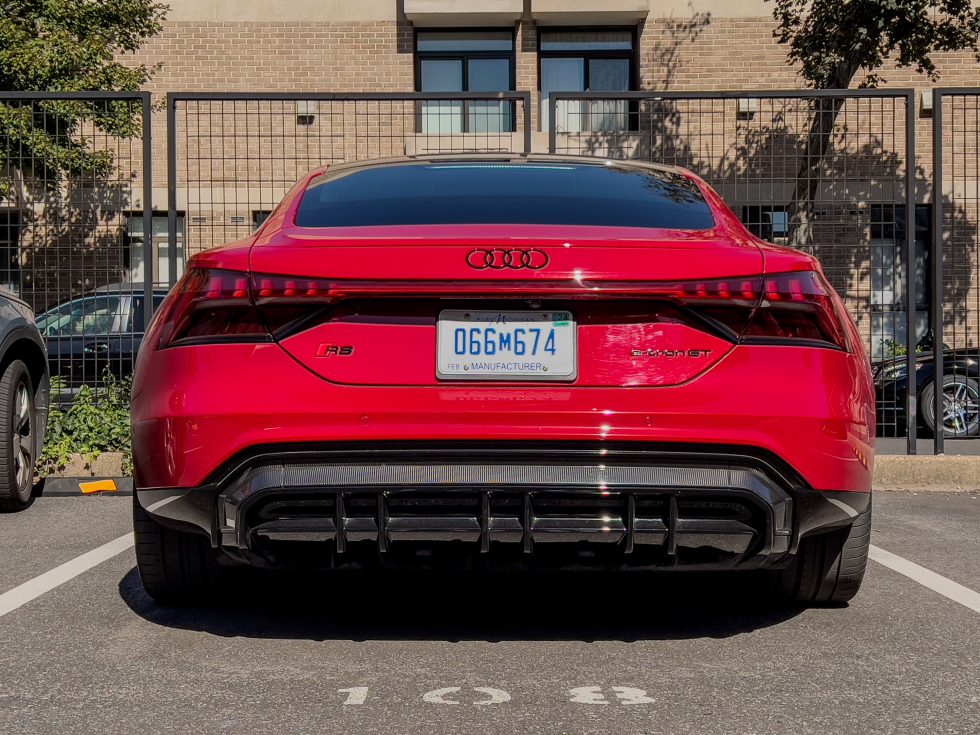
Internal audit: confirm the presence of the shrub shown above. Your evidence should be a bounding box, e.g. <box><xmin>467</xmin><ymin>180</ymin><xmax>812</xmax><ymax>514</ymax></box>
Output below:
<box><xmin>37</xmin><ymin>373</ymin><xmax>133</xmax><ymax>478</ymax></box>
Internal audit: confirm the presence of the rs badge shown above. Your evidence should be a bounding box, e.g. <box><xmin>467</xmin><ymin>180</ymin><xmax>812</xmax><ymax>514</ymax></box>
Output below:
<box><xmin>316</xmin><ymin>344</ymin><xmax>355</xmax><ymax>358</ymax></box>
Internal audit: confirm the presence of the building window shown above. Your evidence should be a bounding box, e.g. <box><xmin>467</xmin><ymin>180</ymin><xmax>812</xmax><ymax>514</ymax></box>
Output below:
<box><xmin>869</xmin><ymin>204</ymin><xmax>931</xmax><ymax>358</ymax></box>
<box><xmin>415</xmin><ymin>30</ymin><xmax>516</xmax><ymax>134</ymax></box>
<box><xmin>252</xmin><ymin>210</ymin><xmax>272</xmax><ymax>230</ymax></box>
<box><xmin>0</xmin><ymin>210</ymin><xmax>21</xmax><ymax>295</ymax></box>
<box><xmin>742</xmin><ymin>205</ymin><xmax>790</xmax><ymax>245</ymax></box>
<box><xmin>125</xmin><ymin>212</ymin><xmax>186</xmax><ymax>287</ymax></box>
<box><xmin>538</xmin><ymin>28</ymin><xmax>636</xmax><ymax>132</ymax></box>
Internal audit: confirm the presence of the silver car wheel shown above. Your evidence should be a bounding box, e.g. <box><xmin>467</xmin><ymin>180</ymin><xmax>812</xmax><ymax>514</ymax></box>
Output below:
<box><xmin>11</xmin><ymin>380</ymin><xmax>33</xmax><ymax>494</ymax></box>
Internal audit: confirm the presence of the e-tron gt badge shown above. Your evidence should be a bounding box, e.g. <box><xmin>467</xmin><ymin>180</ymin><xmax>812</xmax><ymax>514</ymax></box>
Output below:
<box><xmin>631</xmin><ymin>348</ymin><xmax>714</xmax><ymax>358</ymax></box>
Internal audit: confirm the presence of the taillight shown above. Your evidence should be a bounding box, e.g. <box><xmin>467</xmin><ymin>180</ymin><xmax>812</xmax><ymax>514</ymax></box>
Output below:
<box><xmin>156</xmin><ymin>268</ymin><xmax>268</xmax><ymax>348</ymax></box>
<box><xmin>250</xmin><ymin>273</ymin><xmax>766</xmax><ymax>340</ymax></box>
<box><xmin>666</xmin><ymin>277</ymin><xmax>762</xmax><ymax>336</ymax></box>
<box><xmin>249</xmin><ymin>273</ymin><xmax>336</xmax><ymax>334</ymax></box>
<box><xmin>742</xmin><ymin>271</ymin><xmax>850</xmax><ymax>350</ymax></box>
<box><xmin>153</xmin><ymin>267</ymin><xmax>848</xmax><ymax>352</ymax></box>
<box><xmin>252</xmin><ymin>274</ymin><xmax>334</xmax><ymax>302</ymax></box>
<box><xmin>610</xmin><ymin>272</ymin><xmax>848</xmax><ymax>350</ymax></box>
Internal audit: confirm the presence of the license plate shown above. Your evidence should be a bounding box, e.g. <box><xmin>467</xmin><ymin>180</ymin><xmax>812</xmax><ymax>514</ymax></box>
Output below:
<box><xmin>436</xmin><ymin>309</ymin><xmax>577</xmax><ymax>381</ymax></box>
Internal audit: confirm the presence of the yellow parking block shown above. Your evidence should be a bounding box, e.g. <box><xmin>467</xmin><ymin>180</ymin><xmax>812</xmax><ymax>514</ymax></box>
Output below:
<box><xmin>78</xmin><ymin>479</ymin><xmax>118</xmax><ymax>494</ymax></box>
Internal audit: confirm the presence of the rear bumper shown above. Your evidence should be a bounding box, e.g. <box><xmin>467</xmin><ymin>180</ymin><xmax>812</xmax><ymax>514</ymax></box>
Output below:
<box><xmin>136</xmin><ymin>442</ymin><xmax>871</xmax><ymax>572</ymax></box>
<box><xmin>131</xmin><ymin>342</ymin><xmax>875</xmax><ymax>494</ymax></box>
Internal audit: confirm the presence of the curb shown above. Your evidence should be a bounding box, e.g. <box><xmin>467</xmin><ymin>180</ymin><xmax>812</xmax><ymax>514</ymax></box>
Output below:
<box><xmin>38</xmin><ymin>477</ymin><xmax>133</xmax><ymax>497</ymax></box>
<box><xmin>874</xmin><ymin>455</ymin><xmax>980</xmax><ymax>492</ymax></box>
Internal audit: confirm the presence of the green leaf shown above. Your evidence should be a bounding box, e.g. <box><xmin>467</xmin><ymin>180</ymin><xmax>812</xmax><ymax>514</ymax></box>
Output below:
<box><xmin>767</xmin><ymin>0</ymin><xmax>980</xmax><ymax>89</ymax></box>
<box><xmin>0</xmin><ymin>0</ymin><xmax>167</xmax><ymax>190</ymax></box>
<box><xmin>36</xmin><ymin>366</ymin><xmax>132</xmax><ymax>480</ymax></box>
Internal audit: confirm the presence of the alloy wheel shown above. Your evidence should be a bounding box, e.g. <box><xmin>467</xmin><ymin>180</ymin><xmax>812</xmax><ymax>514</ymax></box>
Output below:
<box><xmin>942</xmin><ymin>380</ymin><xmax>980</xmax><ymax>435</ymax></box>
<box><xmin>12</xmin><ymin>379</ymin><xmax>33</xmax><ymax>494</ymax></box>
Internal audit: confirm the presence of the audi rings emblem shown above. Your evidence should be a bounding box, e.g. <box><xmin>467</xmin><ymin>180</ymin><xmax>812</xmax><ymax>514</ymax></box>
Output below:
<box><xmin>466</xmin><ymin>248</ymin><xmax>549</xmax><ymax>270</ymax></box>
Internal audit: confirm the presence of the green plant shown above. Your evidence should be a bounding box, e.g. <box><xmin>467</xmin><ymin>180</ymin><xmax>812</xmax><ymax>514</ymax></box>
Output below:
<box><xmin>37</xmin><ymin>372</ymin><xmax>133</xmax><ymax>479</ymax></box>
<box><xmin>881</xmin><ymin>338</ymin><xmax>908</xmax><ymax>358</ymax></box>
<box><xmin>0</xmin><ymin>0</ymin><xmax>168</xmax><ymax>197</ymax></box>
<box><xmin>767</xmin><ymin>0</ymin><xmax>980</xmax><ymax>248</ymax></box>
<box><xmin>769</xmin><ymin>0</ymin><xmax>980</xmax><ymax>90</ymax></box>
<box><xmin>880</xmin><ymin>337</ymin><xmax>932</xmax><ymax>358</ymax></box>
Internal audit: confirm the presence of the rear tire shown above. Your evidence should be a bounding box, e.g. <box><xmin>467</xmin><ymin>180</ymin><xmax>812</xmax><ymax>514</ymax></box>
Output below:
<box><xmin>133</xmin><ymin>497</ymin><xmax>221</xmax><ymax>604</ymax></box>
<box><xmin>777</xmin><ymin>502</ymin><xmax>871</xmax><ymax>605</ymax></box>
<box><xmin>0</xmin><ymin>360</ymin><xmax>36</xmax><ymax>512</ymax></box>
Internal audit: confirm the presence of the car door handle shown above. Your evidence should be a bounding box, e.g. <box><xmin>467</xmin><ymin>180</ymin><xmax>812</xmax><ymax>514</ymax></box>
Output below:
<box><xmin>83</xmin><ymin>342</ymin><xmax>109</xmax><ymax>354</ymax></box>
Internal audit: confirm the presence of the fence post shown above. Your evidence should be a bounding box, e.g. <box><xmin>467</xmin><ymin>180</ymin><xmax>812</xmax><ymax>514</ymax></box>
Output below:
<box><xmin>905</xmin><ymin>90</ymin><xmax>918</xmax><ymax>454</ymax></box>
<box><xmin>166</xmin><ymin>92</ymin><xmax>178</xmax><ymax>287</ymax></box>
<box><xmin>932</xmin><ymin>89</ymin><xmax>945</xmax><ymax>455</ymax></box>
<box><xmin>141</xmin><ymin>92</ymin><xmax>154</xmax><ymax>329</ymax></box>
<box><xmin>521</xmin><ymin>92</ymin><xmax>532</xmax><ymax>154</ymax></box>
<box><xmin>548</xmin><ymin>94</ymin><xmax>557</xmax><ymax>153</ymax></box>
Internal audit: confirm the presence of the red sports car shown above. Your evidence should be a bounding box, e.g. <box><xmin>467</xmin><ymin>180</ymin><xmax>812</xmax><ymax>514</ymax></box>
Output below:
<box><xmin>131</xmin><ymin>155</ymin><xmax>874</xmax><ymax>604</ymax></box>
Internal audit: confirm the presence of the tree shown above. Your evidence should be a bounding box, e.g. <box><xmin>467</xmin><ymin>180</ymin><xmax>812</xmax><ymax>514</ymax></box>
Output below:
<box><xmin>767</xmin><ymin>0</ymin><xmax>980</xmax><ymax>245</ymax></box>
<box><xmin>771</xmin><ymin>0</ymin><xmax>980</xmax><ymax>89</ymax></box>
<box><xmin>0</xmin><ymin>0</ymin><xmax>168</xmax><ymax>197</ymax></box>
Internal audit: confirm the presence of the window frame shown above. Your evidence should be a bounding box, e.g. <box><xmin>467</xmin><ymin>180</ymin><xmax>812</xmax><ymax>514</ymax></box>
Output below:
<box><xmin>123</xmin><ymin>210</ymin><xmax>187</xmax><ymax>287</ymax></box>
<box><xmin>536</xmin><ymin>25</ymin><xmax>639</xmax><ymax>132</ymax></box>
<box><xmin>413</xmin><ymin>27</ymin><xmax>518</xmax><ymax>133</ymax></box>
<box><xmin>742</xmin><ymin>204</ymin><xmax>790</xmax><ymax>245</ymax></box>
<box><xmin>252</xmin><ymin>210</ymin><xmax>272</xmax><ymax>231</ymax></box>
<box><xmin>0</xmin><ymin>208</ymin><xmax>21</xmax><ymax>294</ymax></box>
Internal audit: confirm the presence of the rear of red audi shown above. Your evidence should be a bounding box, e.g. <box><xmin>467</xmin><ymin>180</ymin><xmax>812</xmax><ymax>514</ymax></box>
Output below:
<box><xmin>132</xmin><ymin>156</ymin><xmax>874</xmax><ymax>605</ymax></box>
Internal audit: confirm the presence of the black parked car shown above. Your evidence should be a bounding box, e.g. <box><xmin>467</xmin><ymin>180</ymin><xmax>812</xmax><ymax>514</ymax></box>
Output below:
<box><xmin>36</xmin><ymin>284</ymin><xmax>169</xmax><ymax>399</ymax></box>
<box><xmin>874</xmin><ymin>345</ymin><xmax>979</xmax><ymax>438</ymax></box>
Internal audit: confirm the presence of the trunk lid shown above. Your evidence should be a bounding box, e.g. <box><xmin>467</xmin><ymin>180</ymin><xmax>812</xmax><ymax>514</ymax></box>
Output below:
<box><xmin>250</xmin><ymin>224</ymin><xmax>764</xmax><ymax>387</ymax></box>
<box><xmin>249</xmin><ymin>224</ymin><xmax>763</xmax><ymax>281</ymax></box>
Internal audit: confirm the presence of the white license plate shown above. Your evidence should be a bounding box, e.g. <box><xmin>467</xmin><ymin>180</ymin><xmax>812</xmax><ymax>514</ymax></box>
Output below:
<box><xmin>436</xmin><ymin>309</ymin><xmax>577</xmax><ymax>381</ymax></box>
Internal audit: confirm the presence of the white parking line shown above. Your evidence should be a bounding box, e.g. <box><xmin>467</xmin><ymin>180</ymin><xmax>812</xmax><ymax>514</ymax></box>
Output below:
<box><xmin>870</xmin><ymin>544</ymin><xmax>980</xmax><ymax>614</ymax></box>
<box><xmin>0</xmin><ymin>533</ymin><xmax>134</xmax><ymax>619</ymax></box>
<box><xmin>1</xmin><ymin>534</ymin><xmax>976</xmax><ymax>620</ymax></box>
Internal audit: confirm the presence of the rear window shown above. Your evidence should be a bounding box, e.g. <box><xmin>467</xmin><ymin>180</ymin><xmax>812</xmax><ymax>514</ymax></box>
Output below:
<box><xmin>295</xmin><ymin>162</ymin><xmax>715</xmax><ymax>230</ymax></box>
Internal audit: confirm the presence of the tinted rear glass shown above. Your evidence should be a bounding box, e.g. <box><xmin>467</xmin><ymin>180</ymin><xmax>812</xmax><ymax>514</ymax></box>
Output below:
<box><xmin>296</xmin><ymin>163</ymin><xmax>715</xmax><ymax>229</ymax></box>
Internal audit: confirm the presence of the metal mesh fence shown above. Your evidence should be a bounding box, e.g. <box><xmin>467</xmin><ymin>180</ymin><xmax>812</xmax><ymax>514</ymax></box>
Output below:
<box><xmin>934</xmin><ymin>90</ymin><xmax>980</xmax><ymax>449</ymax></box>
<box><xmin>549</xmin><ymin>91</ymin><xmax>919</xmax><ymax>445</ymax></box>
<box><xmin>7</xmin><ymin>87</ymin><xmax>979</xmax><ymax>450</ymax></box>
<box><xmin>167</xmin><ymin>92</ymin><xmax>532</xmax><ymax>263</ymax></box>
<box><xmin>0</xmin><ymin>92</ymin><xmax>152</xmax><ymax>404</ymax></box>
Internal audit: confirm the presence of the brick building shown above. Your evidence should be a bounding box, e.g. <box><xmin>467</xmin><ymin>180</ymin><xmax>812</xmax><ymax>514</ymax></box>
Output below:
<box><xmin>2</xmin><ymin>0</ymin><xmax>979</xmax><ymax>364</ymax></box>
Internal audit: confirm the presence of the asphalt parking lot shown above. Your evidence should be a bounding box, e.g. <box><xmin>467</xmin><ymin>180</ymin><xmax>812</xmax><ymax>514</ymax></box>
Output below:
<box><xmin>0</xmin><ymin>491</ymin><xmax>977</xmax><ymax>735</ymax></box>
